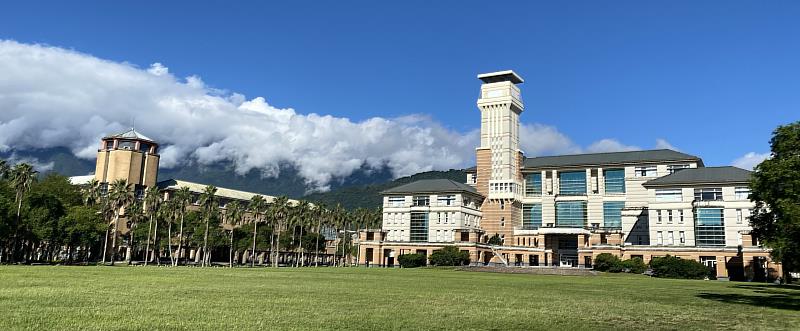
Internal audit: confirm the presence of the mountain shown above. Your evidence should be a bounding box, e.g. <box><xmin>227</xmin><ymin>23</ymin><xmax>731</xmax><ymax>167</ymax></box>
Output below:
<box><xmin>304</xmin><ymin>169</ymin><xmax>468</xmax><ymax>209</ymax></box>
<box><xmin>2</xmin><ymin>147</ymin><xmax>468</xmax><ymax>207</ymax></box>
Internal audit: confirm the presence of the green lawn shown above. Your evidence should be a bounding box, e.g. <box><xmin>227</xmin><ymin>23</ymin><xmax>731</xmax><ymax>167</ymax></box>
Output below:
<box><xmin>0</xmin><ymin>266</ymin><xmax>797</xmax><ymax>330</ymax></box>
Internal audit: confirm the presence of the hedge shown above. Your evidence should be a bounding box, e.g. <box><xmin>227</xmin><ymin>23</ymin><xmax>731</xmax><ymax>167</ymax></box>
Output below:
<box><xmin>398</xmin><ymin>253</ymin><xmax>426</xmax><ymax>268</ymax></box>
<box><xmin>428</xmin><ymin>246</ymin><xmax>471</xmax><ymax>266</ymax></box>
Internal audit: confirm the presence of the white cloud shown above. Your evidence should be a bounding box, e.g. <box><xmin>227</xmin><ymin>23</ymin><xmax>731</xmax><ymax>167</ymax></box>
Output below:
<box><xmin>0</xmin><ymin>40</ymin><xmax>663</xmax><ymax>191</ymax></box>
<box><xmin>732</xmin><ymin>152</ymin><xmax>770</xmax><ymax>170</ymax></box>
<box><xmin>5</xmin><ymin>153</ymin><xmax>54</xmax><ymax>172</ymax></box>
<box><xmin>655</xmin><ymin>138</ymin><xmax>680</xmax><ymax>151</ymax></box>
<box><xmin>585</xmin><ymin>139</ymin><xmax>640</xmax><ymax>153</ymax></box>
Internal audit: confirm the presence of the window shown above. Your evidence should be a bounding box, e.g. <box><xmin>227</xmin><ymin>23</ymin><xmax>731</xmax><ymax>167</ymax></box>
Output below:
<box><xmin>679</xmin><ymin>210</ymin><xmax>684</xmax><ymax>224</ymax></box>
<box><xmin>559</xmin><ymin>171</ymin><xmax>586</xmax><ymax>195</ymax></box>
<box><xmin>656</xmin><ymin>210</ymin><xmax>662</xmax><ymax>224</ymax></box>
<box><xmin>409</xmin><ymin>212</ymin><xmax>429</xmax><ymax>242</ymax></box>
<box><xmin>667</xmin><ymin>210</ymin><xmax>673</xmax><ymax>224</ymax></box>
<box><xmin>388</xmin><ymin>196</ymin><xmax>404</xmax><ymax>207</ymax></box>
<box><xmin>634</xmin><ymin>166</ymin><xmax>657</xmax><ymax>177</ymax></box>
<box><xmin>655</xmin><ymin>189</ymin><xmax>682</xmax><ymax>202</ymax></box>
<box><xmin>118</xmin><ymin>140</ymin><xmax>135</xmax><ymax>150</ymax></box>
<box><xmin>667</xmin><ymin>231</ymin><xmax>674</xmax><ymax>245</ymax></box>
<box><xmin>522</xmin><ymin>204</ymin><xmax>542</xmax><ymax>229</ymax></box>
<box><xmin>524</xmin><ymin>173</ymin><xmax>542</xmax><ymax>196</ymax></box>
<box><xmin>679</xmin><ymin>231</ymin><xmax>686</xmax><ymax>244</ymax></box>
<box><xmin>134</xmin><ymin>185</ymin><xmax>145</xmax><ymax>201</ymax></box>
<box><xmin>695</xmin><ymin>208</ymin><xmax>725</xmax><ymax>246</ymax></box>
<box><xmin>460</xmin><ymin>232</ymin><xmax>469</xmax><ymax>242</ymax></box>
<box><xmin>100</xmin><ymin>182</ymin><xmax>109</xmax><ymax>196</ymax></box>
<box><xmin>444</xmin><ymin>213</ymin><xmax>450</xmax><ymax>224</ymax></box>
<box><xmin>736</xmin><ymin>209</ymin><xmax>743</xmax><ymax>224</ymax></box>
<box><xmin>500</xmin><ymin>200</ymin><xmax>505</xmax><ymax>210</ymax></box>
<box><xmin>139</xmin><ymin>142</ymin><xmax>151</xmax><ymax>153</ymax></box>
<box><xmin>656</xmin><ymin>231</ymin><xmax>663</xmax><ymax>245</ymax></box>
<box><xmin>437</xmin><ymin>195</ymin><xmax>456</xmax><ymax>206</ymax></box>
<box><xmin>603</xmin><ymin>202</ymin><xmax>624</xmax><ymax>229</ymax></box>
<box><xmin>412</xmin><ymin>195</ymin><xmax>430</xmax><ymax>207</ymax></box>
<box><xmin>694</xmin><ymin>188</ymin><xmax>723</xmax><ymax>201</ymax></box>
<box><xmin>667</xmin><ymin>164</ymin><xmax>690</xmax><ymax>174</ymax></box>
<box><xmin>556</xmin><ymin>201</ymin><xmax>587</xmax><ymax>228</ymax></box>
<box><xmin>500</xmin><ymin>217</ymin><xmax>505</xmax><ymax>227</ymax></box>
<box><xmin>604</xmin><ymin>169</ymin><xmax>625</xmax><ymax>193</ymax></box>
<box><xmin>104</xmin><ymin>140</ymin><xmax>114</xmax><ymax>150</ymax></box>
<box><xmin>735</xmin><ymin>187</ymin><xmax>750</xmax><ymax>200</ymax></box>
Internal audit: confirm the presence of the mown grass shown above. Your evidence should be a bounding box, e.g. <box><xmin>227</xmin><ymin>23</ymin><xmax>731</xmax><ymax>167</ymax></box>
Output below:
<box><xmin>0</xmin><ymin>266</ymin><xmax>797</xmax><ymax>330</ymax></box>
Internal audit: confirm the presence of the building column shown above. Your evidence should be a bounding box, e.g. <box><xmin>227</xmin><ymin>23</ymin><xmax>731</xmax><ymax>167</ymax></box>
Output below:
<box><xmin>716</xmin><ymin>256</ymin><xmax>729</xmax><ymax>280</ymax></box>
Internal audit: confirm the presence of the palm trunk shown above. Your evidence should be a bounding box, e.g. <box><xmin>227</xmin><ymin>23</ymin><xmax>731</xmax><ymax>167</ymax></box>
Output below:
<box><xmin>102</xmin><ymin>224</ymin><xmax>110</xmax><ymax>264</ymax></box>
<box><xmin>167</xmin><ymin>219</ymin><xmax>175</xmax><ymax>266</ymax></box>
<box><xmin>176</xmin><ymin>212</ymin><xmax>185</xmax><ymax>266</ymax></box>
<box><xmin>229</xmin><ymin>230</ymin><xmax>234</xmax><ymax>268</ymax></box>
<box><xmin>153</xmin><ymin>215</ymin><xmax>160</xmax><ymax>266</ymax></box>
<box><xmin>11</xmin><ymin>199</ymin><xmax>23</xmax><ymax>263</ymax></box>
<box><xmin>251</xmin><ymin>219</ymin><xmax>258</xmax><ymax>267</ymax></box>
<box><xmin>297</xmin><ymin>226</ymin><xmax>305</xmax><ymax>267</ymax></box>
<box><xmin>125</xmin><ymin>224</ymin><xmax>134</xmax><ymax>265</ymax></box>
<box><xmin>314</xmin><ymin>219</ymin><xmax>321</xmax><ymax>267</ymax></box>
<box><xmin>144</xmin><ymin>213</ymin><xmax>153</xmax><ymax>266</ymax></box>
<box><xmin>274</xmin><ymin>221</ymin><xmax>282</xmax><ymax>267</ymax></box>
<box><xmin>110</xmin><ymin>213</ymin><xmax>120</xmax><ymax>266</ymax></box>
<box><xmin>202</xmin><ymin>215</ymin><xmax>210</xmax><ymax>267</ymax></box>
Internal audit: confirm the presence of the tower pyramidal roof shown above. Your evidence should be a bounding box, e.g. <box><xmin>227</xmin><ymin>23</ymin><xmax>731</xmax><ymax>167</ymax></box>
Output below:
<box><xmin>104</xmin><ymin>128</ymin><xmax>155</xmax><ymax>143</ymax></box>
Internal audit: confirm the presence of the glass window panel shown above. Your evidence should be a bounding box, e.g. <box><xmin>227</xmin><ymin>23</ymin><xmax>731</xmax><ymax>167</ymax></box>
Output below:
<box><xmin>559</xmin><ymin>171</ymin><xmax>586</xmax><ymax>195</ymax></box>
<box><xmin>410</xmin><ymin>212</ymin><xmax>429</xmax><ymax>242</ymax></box>
<box><xmin>525</xmin><ymin>173</ymin><xmax>542</xmax><ymax>196</ymax></box>
<box><xmin>695</xmin><ymin>208</ymin><xmax>725</xmax><ymax>246</ymax></box>
<box><xmin>556</xmin><ymin>201</ymin><xmax>586</xmax><ymax>228</ymax></box>
<box><xmin>694</xmin><ymin>188</ymin><xmax>723</xmax><ymax>201</ymax></box>
<box><xmin>656</xmin><ymin>189</ymin><xmax>682</xmax><ymax>202</ymax></box>
<box><xmin>603</xmin><ymin>202</ymin><xmax>624</xmax><ymax>229</ymax></box>
<box><xmin>604</xmin><ymin>169</ymin><xmax>625</xmax><ymax>193</ymax></box>
<box><xmin>522</xmin><ymin>203</ymin><xmax>542</xmax><ymax>229</ymax></box>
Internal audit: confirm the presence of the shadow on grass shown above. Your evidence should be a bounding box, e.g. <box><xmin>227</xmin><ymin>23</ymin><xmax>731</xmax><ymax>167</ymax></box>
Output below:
<box><xmin>697</xmin><ymin>284</ymin><xmax>800</xmax><ymax>311</ymax></box>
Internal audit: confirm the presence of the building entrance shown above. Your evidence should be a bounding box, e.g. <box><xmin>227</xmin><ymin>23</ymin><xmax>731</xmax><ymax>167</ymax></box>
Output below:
<box><xmin>556</xmin><ymin>236</ymin><xmax>579</xmax><ymax>267</ymax></box>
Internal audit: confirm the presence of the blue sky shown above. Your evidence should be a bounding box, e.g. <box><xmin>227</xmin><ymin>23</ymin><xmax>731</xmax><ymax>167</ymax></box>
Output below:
<box><xmin>1</xmin><ymin>1</ymin><xmax>799</xmax><ymax>179</ymax></box>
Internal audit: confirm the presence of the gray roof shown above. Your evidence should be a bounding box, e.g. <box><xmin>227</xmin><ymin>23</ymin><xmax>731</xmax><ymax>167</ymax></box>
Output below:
<box><xmin>523</xmin><ymin>149</ymin><xmax>702</xmax><ymax>169</ymax></box>
<box><xmin>105</xmin><ymin>128</ymin><xmax>155</xmax><ymax>143</ymax></box>
<box><xmin>644</xmin><ymin>166</ymin><xmax>752</xmax><ymax>187</ymax></box>
<box><xmin>382</xmin><ymin>179</ymin><xmax>478</xmax><ymax>195</ymax></box>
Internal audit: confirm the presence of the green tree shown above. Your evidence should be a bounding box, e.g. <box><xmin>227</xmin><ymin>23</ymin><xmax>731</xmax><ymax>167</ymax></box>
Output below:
<box><xmin>750</xmin><ymin>121</ymin><xmax>800</xmax><ymax>283</ymax></box>
<box><xmin>173</xmin><ymin>186</ymin><xmax>192</xmax><ymax>266</ymax></box>
<box><xmin>224</xmin><ymin>201</ymin><xmax>244</xmax><ymax>268</ymax></box>
<box><xmin>107</xmin><ymin>179</ymin><xmax>134</xmax><ymax>266</ymax></box>
<box><xmin>124</xmin><ymin>201</ymin><xmax>145</xmax><ymax>264</ymax></box>
<box><xmin>198</xmin><ymin>185</ymin><xmax>218</xmax><ymax>267</ymax></box>
<box><xmin>247</xmin><ymin>195</ymin><xmax>267</xmax><ymax>267</ymax></box>
<box><xmin>270</xmin><ymin>196</ymin><xmax>290</xmax><ymax>267</ymax></box>
<box><xmin>143</xmin><ymin>186</ymin><xmax>162</xmax><ymax>266</ymax></box>
<box><xmin>10</xmin><ymin>163</ymin><xmax>37</xmax><ymax>262</ymax></box>
<box><xmin>61</xmin><ymin>205</ymin><xmax>104</xmax><ymax>262</ymax></box>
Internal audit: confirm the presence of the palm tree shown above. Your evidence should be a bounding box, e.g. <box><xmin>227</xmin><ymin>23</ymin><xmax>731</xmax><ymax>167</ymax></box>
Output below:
<box><xmin>0</xmin><ymin>159</ymin><xmax>10</xmax><ymax>180</ymax></box>
<box><xmin>160</xmin><ymin>200</ymin><xmax>177</xmax><ymax>266</ymax></box>
<box><xmin>143</xmin><ymin>186</ymin><xmax>162</xmax><ymax>266</ymax></box>
<box><xmin>198</xmin><ymin>185</ymin><xmax>218</xmax><ymax>267</ymax></box>
<box><xmin>225</xmin><ymin>201</ymin><xmax>243</xmax><ymax>268</ymax></box>
<box><xmin>10</xmin><ymin>163</ymin><xmax>37</xmax><ymax>262</ymax></box>
<box><xmin>83</xmin><ymin>178</ymin><xmax>102</xmax><ymax>207</ymax></box>
<box><xmin>108</xmin><ymin>179</ymin><xmax>134</xmax><ymax>266</ymax></box>
<box><xmin>313</xmin><ymin>203</ymin><xmax>328</xmax><ymax>267</ymax></box>
<box><xmin>173</xmin><ymin>186</ymin><xmax>192</xmax><ymax>266</ymax></box>
<box><xmin>125</xmin><ymin>201</ymin><xmax>145</xmax><ymax>264</ymax></box>
<box><xmin>247</xmin><ymin>195</ymin><xmax>267</xmax><ymax>267</ymax></box>
<box><xmin>270</xmin><ymin>196</ymin><xmax>290</xmax><ymax>267</ymax></box>
<box><xmin>293</xmin><ymin>201</ymin><xmax>312</xmax><ymax>267</ymax></box>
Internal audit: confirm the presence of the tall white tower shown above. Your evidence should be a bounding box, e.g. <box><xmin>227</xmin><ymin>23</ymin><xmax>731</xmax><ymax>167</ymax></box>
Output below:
<box><xmin>476</xmin><ymin>70</ymin><xmax>524</xmax><ymax>200</ymax></box>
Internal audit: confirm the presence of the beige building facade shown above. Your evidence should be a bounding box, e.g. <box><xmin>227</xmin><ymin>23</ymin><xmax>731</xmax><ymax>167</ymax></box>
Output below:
<box><xmin>359</xmin><ymin>70</ymin><xmax>780</xmax><ymax>281</ymax></box>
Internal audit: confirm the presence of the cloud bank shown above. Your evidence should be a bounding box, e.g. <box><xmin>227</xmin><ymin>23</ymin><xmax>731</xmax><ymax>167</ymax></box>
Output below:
<box><xmin>0</xmin><ymin>40</ymin><xmax>672</xmax><ymax>191</ymax></box>
<box><xmin>732</xmin><ymin>152</ymin><xmax>770</xmax><ymax>170</ymax></box>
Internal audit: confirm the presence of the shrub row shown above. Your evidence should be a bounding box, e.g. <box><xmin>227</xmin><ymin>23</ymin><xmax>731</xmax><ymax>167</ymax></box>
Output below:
<box><xmin>593</xmin><ymin>253</ymin><xmax>712</xmax><ymax>279</ymax></box>
<box><xmin>397</xmin><ymin>246</ymin><xmax>471</xmax><ymax>268</ymax></box>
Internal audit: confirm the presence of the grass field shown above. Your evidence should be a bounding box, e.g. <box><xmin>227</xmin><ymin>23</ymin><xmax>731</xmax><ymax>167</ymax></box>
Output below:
<box><xmin>0</xmin><ymin>266</ymin><xmax>798</xmax><ymax>330</ymax></box>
